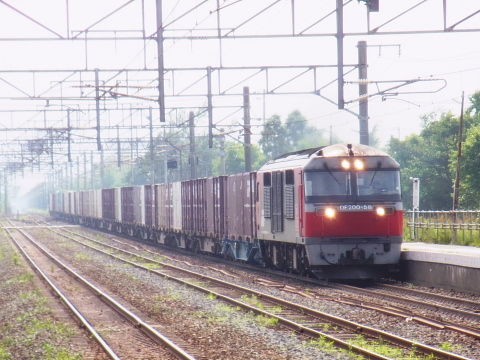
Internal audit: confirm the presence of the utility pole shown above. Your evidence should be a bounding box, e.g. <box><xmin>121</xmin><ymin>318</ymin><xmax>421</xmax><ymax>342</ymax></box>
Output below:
<box><xmin>155</xmin><ymin>0</ymin><xmax>166</xmax><ymax>123</ymax></box>
<box><xmin>100</xmin><ymin>150</ymin><xmax>105</xmax><ymax>188</ymax></box>
<box><xmin>68</xmin><ymin>162</ymin><xmax>73</xmax><ymax>190</ymax></box>
<box><xmin>207</xmin><ymin>67</ymin><xmax>213</xmax><ymax>148</ymax></box>
<box><xmin>358</xmin><ymin>40</ymin><xmax>369</xmax><ymax>145</ymax></box>
<box><xmin>336</xmin><ymin>0</ymin><xmax>344</xmax><ymax>109</ymax></box>
<box><xmin>76</xmin><ymin>156</ymin><xmax>80</xmax><ymax>190</ymax></box>
<box><xmin>90</xmin><ymin>151</ymin><xmax>94</xmax><ymax>189</ymax></box>
<box><xmin>453</xmin><ymin>91</ymin><xmax>465</xmax><ymax>211</ymax></box>
<box><xmin>188</xmin><ymin>111</ymin><xmax>196</xmax><ymax>179</ymax></box>
<box><xmin>49</xmin><ymin>129</ymin><xmax>54</xmax><ymax>168</ymax></box>
<box><xmin>65</xmin><ymin>163</ymin><xmax>69</xmax><ymax>189</ymax></box>
<box><xmin>149</xmin><ymin>107</ymin><xmax>155</xmax><ymax>185</ymax></box>
<box><xmin>3</xmin><ymin>173</ymin><xmax>8</xmax><ymax>215</ymax></box>
<box><xmin>67</xmin><ymin>109</ymin><xmax>72</xmax><ymax>162</ymax></box>
<box><xmin>219</xmin><ymin>129</ymin><xmax>226</xmax><ymax>175</ymax></box>
<box><xmin>116</xmin><ymin>125</ymin><xmax>121</xmax><ymax>168</ymax></box>
<box><xmin>83</xmin><ymin>152</ymin><xmax>87</xmax><ymax>189</ymax></box>
<box><xmin>243</xmin><ymin>86</ymin><xmax>252</xmax><ymax>172</ymax></box>
<box><xmin>94</xmin><ymin>68</ymin><xmax>102</xmax><ymax>150</ymax></box>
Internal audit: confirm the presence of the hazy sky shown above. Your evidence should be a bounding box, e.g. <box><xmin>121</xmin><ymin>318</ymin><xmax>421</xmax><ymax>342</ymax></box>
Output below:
<box><xmin>0</xmin><ymin>0</ymin><xmax>479</xmax><ymax>149</ymax></box>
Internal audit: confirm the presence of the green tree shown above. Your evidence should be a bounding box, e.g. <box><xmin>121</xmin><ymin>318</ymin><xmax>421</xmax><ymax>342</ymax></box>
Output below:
<box><xmin>388</xmin><ymin>112</ymin><xmax>462</xmax><ymax>209</ymax></box>
<box><xmin>259</xmin><ymin>115</ymin><xmax>290</xmax><ymax>159</ymax></box>
<box><xmin>216</xmin><ymin>142</ymin><xmax>267</xmax><ymax>174</ymax></box>
<box><xmin>259</xmin><ymin>111</ymin><xmax>329</xmax><ymax>161</ymax></box>
<box><xmin>388</xmin><ymin>135</ymin><xmax>425</xmax><ymax>209</ymax></box>
<box><xmin>459</xmin><ymin>125</ymin><xmax>480</xmax><ymax>208</ymax></box>
<box><xmin>467</xmin><ymin>92</ymin><xmax>480</xmax><ymax>118</ymax></box>
<box><xmin>285</xmin><ymin>110</ymin><xmax>308</xmax><ymax>149</ymax></box>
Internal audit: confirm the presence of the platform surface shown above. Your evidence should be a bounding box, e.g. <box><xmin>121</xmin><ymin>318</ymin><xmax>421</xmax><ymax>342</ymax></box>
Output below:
<box><xmin>401</xmin><ymin>242</ymin><xmax>480</xmax><ymax>268</ymax></box>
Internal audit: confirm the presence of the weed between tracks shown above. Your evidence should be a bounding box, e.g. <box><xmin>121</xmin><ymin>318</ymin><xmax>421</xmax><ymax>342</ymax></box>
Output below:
<box><xmin>440</xmin><ymin>341</ymin><xmax>462</xmax><ymax>353</ymax></box>
<box><xmin>347</xmin><ymin>335</ymin><xmax>434</xmax><ymax>360</ymax></box>
<box><xmin>0</xmin><ymin>234</ymin><xmax>82</xmax><ymax>360</ymax></box>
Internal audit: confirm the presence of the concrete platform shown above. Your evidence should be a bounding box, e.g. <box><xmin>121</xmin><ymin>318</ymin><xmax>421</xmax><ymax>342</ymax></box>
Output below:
<box><xmin>399</xmin><ymin>242</ymin><xmax>480</xmax><ymax>294</ymax></box>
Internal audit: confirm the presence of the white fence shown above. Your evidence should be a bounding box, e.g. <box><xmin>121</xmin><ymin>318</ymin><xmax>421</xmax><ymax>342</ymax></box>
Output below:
<box><xmin>405</xmin><ymin>210</ymin><xmax>480</xmax><ymax>245</ymax></box>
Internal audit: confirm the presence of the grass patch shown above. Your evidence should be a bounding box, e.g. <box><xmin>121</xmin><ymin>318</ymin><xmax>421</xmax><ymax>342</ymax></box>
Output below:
<box><xmin>440</xmin><ymin>342</ymin><xmax>462</xmax><ymax>353</ymax></box>
<box><xmin>7</xmin><ymin>290</ymin><xmax>81</xmax><ymax>359</ymax></box>
<box><xmin>240</xmin><ymin>294</ymin><xmax>265</xmax><ymax>309</ymax></box>
<box><xmin>27</xmin><ymin>319</ymin><xmax>75</xmax><ymax>339</ymax></box>
<box><xmin>206</xmin><ymin>293</ymin><xmax>217</xmax><ymax>300</ymax></box>
<box><xmin>140</xmin><ymin>262</ymin><xmax>162</xmax><ymax>271</ymax></box>
<box><xmin>216</xmin><ymin>303</ymin><xmax>240</xmax><ymax>313</ymax></box>
<box><xmin>43</xmin><ymin>343</ymin><xmax>82</xmax><ymax>360</ymax></box>
<box><xmin>12</xmin><ymin>254</ymin><xmax>21</xmax><ymax>266</ymax></box>
<box><xmin>0</xmin><ymin>238</ymin><xmax>84</xmax><ymax>359</ymax></box>
<box><xmin>73</xmin><ymin>253</ymin><xmax>90</xmax><ymax>261</ymax></box>
<box><xmin>7</xmin><ymin>273</ymin><xmax>34</xmax><ymax>285</ymax></box>
<box><xmin>266</xmin><ymin>305</ymin><xmax>283</xmax><ymax>314</ymax></box>
<box><xmin>320</xmin><ymin>323</ymin><xmax>334</xmax><ymax>332</ymax></box>
<box><xmin>154</xmin><ymin>291</ymin><xmax>182</xmax><ymax>303</ymax></box>
<box><xmin>186</xmin><ymin>279</ymin><xmax>205</xmax><ymax>287</ymax></box>
<box><xmin>348</xmin><ymin>335</ymin><xmax>431</xmax><ymax>359</ymax></box>
<box><xmin>308</xmin><ymin>335</ymin><xmax>337</xmax><ymax>354</ymax></box>
<box><xmin>0</xmin><ymin>346</ymin><xmax>12</xmax><ymax>360</ymax></box>
<box><xmin>194</xmin><ymin>309</ymin><xmax>230</xmax><ymax>325</ymax></box>
<box><xmin>255</xmin><ymin>314</ymin><xmax>279</xmax><ymax>328</ymax></box>
<box><xmin>207</xmin><ymin>303</ymin><xmax>242</xmax><ymax>325</ymax></box>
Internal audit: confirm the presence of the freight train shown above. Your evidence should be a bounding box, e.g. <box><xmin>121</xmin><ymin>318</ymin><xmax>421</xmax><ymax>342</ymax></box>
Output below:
<box><xmin>50</xmin><ymin>143</ymin><xmax>403</xmax><ymax>279</ymax></box>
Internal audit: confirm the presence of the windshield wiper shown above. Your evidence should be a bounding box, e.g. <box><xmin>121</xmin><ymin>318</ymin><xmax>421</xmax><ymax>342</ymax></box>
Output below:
<box><xmin>323</xmin><ymin>163</ymin><xmax>340</xmax><ymax>185</ymax></box>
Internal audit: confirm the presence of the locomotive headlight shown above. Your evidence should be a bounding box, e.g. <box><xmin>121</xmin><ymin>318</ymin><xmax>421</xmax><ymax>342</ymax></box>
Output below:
<box><xmin>376</xmin><ymin>207</ymin><xmax>386</xmax><ymax>216</ymax></box>
<box><xmin>353</xmin><ymin>159</ymin><xmax>365</xmax><ymax>170</ymax></box>
<box><xmin>324</xmin><ymin>207</ymin><xmax>336</xmax><ymax>219</ymax></box>
<box><xmin>341</xmin><ymin>159</ymin><xmax>351</xmax><ymax>170</ymax></box>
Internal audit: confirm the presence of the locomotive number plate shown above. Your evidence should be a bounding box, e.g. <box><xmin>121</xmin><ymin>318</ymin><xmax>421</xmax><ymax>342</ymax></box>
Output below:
<box><xmin>338</xmin><ymin>204</ymin><xmax>374</xmax><ymax>212</ymax></box>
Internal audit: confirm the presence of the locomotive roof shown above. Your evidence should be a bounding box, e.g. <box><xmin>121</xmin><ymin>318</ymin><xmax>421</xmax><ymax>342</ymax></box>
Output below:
<box><xmin>259</xmin><ymin>143</ymin><xmax>398</xmax><ymax>172</ymax></box>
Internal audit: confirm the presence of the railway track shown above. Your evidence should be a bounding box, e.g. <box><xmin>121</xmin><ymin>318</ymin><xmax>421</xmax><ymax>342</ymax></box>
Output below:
<box><xmin>325</xmin><ymin>283</ymin><xmax>480</xmax><ymax>337</ymax></box>
<box><xmin>3</xmin><ymin>221</ymin><xmax>197</xmax><ymax>360</ymax></box>
<box><xmin>36</xmin><ymin>223</ymin><xmax>474</xmax><ymax>360</ymax></box>
<box><xmin>371</xmin><ymin>282</ymin><xmax>480</xmax><ymax>314</ymax></box>
<box><xmin>240</xmin><ymin>264</ymin><xmax>480</xmax><ymax>340</ymax></box>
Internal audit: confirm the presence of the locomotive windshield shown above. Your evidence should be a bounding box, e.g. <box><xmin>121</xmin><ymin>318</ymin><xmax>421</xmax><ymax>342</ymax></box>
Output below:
<box><xmin>304</xmin><ymin>171</ymin><xmax>351</xmax><ymax>196</ymax></box>
<box><xmin>356</xmin><ymin>170</ymin><xmax>401</xmax><ymax>197</ymax></box>
<box><xmin>304</xmin><ymin>169</ymin><xmax>401</xmax><ymax>203</ymax></box>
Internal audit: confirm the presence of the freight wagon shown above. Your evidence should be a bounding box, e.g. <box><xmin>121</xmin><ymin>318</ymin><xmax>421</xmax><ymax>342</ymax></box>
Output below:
<box><xmin>50</xmin><ymin>143</ymin><xmax>403</xmax><ymax>279</ymax></box>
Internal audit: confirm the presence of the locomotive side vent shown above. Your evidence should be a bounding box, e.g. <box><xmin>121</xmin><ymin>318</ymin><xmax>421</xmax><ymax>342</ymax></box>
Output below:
<box><xmin>284</xmin><ymin>185</ymin><xmax>295</xmax><ymax>219</ymax></box>
<box><xmin>284</xmin><ymin>169</ymin><xmax>295</xmax><ymax>219</ymax></box>
<box><xmin>264</xmin><ymin>189</ymin><xmax>271</xmax><ymax>218</ymax></box>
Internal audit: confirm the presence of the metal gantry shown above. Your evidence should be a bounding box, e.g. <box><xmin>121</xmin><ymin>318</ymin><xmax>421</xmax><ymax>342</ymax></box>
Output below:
<box><xmin>0</xmin><ymin>0</ymin><xmax>479</xmax><ymax>211</ymax></box>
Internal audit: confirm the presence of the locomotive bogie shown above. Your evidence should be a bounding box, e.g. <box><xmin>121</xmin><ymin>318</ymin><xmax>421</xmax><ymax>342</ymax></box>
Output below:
<box><xmin>303</xmin><ymin>238</ymin><xmax>402</xmax><ymax>266</ymax></box>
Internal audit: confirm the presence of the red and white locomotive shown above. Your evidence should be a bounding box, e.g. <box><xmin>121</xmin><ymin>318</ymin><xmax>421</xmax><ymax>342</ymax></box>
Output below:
<box><xmin>256</xmin><ymin>143</ymin><xmax>403</xmax><ymax>279</ymax></box>
<box><xmin>50</xmin><ymin>143</ymin><xmax>403</xmax><ymax>279</ymax></box>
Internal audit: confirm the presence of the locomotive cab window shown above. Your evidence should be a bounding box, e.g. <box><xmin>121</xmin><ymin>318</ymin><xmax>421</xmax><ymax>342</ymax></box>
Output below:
<box><xmin>304</xmin><ymin>171</ymin><xmax>351</xmax><ymax>200</ymax></box>
<box><xmin>357</xmin><ymin>170</ymin><xmax>401</xmax><ymax>199</ymax></box>
<box><xmin>285</xmin><ymin>170</ymin><xmax>294</xmax><ymax>185</ymax></box>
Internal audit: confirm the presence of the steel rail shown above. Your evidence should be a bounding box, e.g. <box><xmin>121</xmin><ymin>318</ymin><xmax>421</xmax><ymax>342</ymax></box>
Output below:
<box><xmin>7</xmin><ymin>225</ymin><xmax>197</xmax><ymax>360</ymax></box>
<box><xmin>49</xmin><ymin>227</ymin><xmax>387</xmax><ymax>360</ymax></box>
<box><xmin>52</xmin><ymin>226</ymin><xmax>472</xmax><ymax>360</ymax></box>
<box><xmin>332</xmin><ymin>283</ymin><xmax>480</xmax><ymax>323</ymax></box>
<box><xmin>3</xmin><ymin>225</ymin><xmax>121</xmax><ymax>360</ymax></box>
<box><xmin>380</xmin><ymin>283</ymin><xmax>480</xmax><ymax>309</ymax></box>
